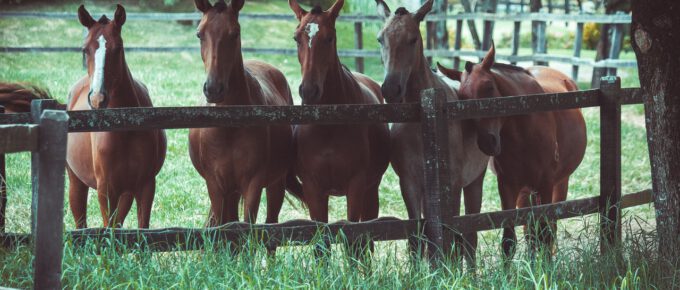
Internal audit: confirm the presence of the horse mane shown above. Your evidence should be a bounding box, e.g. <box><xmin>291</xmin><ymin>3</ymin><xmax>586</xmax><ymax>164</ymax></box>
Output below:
<box><xmin>394</xmin><ymin>7</ymin><xmax>409</xmax><ymax>16</ymax></box>
<box><xmin>0</xmin><ymin>82</ymin><xmax>54</xmax><ymax>113</ymax></box>
<box><xmin>97</xmin><ymin>15</ymin><xmax>110</xmax><ymax>24</ymax></box>
<box><xmin>310</xmin><ymin>5</ymin><xmax>323</xmax><ymax>14</ymax></box>
<box><xmin>214</xmin><ymin>0</ymin><xmax>227</xmax><ymax>12</ymax></box>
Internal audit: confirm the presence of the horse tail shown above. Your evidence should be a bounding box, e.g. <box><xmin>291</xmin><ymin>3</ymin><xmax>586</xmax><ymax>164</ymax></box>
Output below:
<box><xmin>0</xmin><ymin>82</ymin><xmax>54</xmax><ymax>113</ymax></box>
<box><xmin>285</xmin><ymin>169</ymin><xmax>304</xmax><ymax>203</ymax></box>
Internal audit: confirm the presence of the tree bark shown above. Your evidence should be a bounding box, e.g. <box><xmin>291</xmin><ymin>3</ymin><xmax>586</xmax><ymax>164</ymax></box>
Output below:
<box><xmin>631</xmin><ymin>0</ymin><xmax>680</xmax><ymax>282</ymax></box>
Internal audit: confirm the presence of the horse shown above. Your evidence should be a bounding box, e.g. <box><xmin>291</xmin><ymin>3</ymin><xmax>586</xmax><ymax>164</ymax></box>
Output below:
<box><xmin>288</xmin><ymin>0</ymin><xmax>390</xmax><ymax>251</ymax></box>
<box><xmin>437</xmin><ymin>44</ymin><xmax>587</xmax><ymax>259</ymax></box>
<box><xmin>67</xmin><ymin>5</ymin><xmax>167</xmax><ymax>228</ymax></box>
<box><xmin>190</xmin><ymin>0</ymin><xmax>301</xmax><ymax>228</ymax></box>
<box><xmin>375</xmin><ymin>0</ymin><xmax>489</xmax><ymax>264</ymax></box>
<box><xmin>0</xmin><ymin>83</ymin><xmax>55</xmax><ymax>113</ymax></box>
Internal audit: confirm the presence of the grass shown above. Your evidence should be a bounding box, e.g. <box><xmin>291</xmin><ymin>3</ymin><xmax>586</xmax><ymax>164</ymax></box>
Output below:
<box><xmin>0</xmin><ymin>0</ymin><xmax>662</xmax><ymax>288</ymax></box>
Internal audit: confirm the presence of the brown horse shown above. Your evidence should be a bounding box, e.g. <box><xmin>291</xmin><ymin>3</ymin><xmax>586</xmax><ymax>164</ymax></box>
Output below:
<box><xmin>289</xmin><ymin>0</ymin><xmax>390</xmax><ymax>226</ymax></box>
<box><xmin>375</xmin><ymin>0</ymin><xmax>489</xmax><ymax>263</ymax></box>
<box><xmin>0</xmin><ymin>83</ymin><xmax>54</xmax><ymax>113</ymax></box>
<box><xmin>67</xmin><ymin>5</ymin><xmax>167</xmax><ymax>228</ymax></box>
<box><xmin>437</xmin><ymin>45</ymin><xmax>587</xmax><ymax>258</ymax></box>
<box><xmin>190</xmin><ymin>0</ymin><xmax>300</xmax><ymax>227</ymax></box>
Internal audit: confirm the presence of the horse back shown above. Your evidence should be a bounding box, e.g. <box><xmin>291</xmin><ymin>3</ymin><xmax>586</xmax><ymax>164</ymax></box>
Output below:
<box><xmin>351</xmin><ymin>72</ymin><xmax>383</xmax><ymax>104</ymax></box>
<box><xmin>245</xmin><ymin>60</ymin><xmax>293</xmax><ymax>106</ymax></box>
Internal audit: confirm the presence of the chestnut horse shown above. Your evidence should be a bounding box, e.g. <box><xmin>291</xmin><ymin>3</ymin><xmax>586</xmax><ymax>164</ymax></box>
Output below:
<box><xmin>190</xmin><ymin>0</ymin><xmax>300</xmax><ymax>226</ymax></box>
<box><xmin>289</xmin><ymin>0</ymin><xmax>389</xmax><ymax>226</ymax></box>
<box><xmin>0</xmin><ymin>83</ymin><xmax>54</xmax><ymax>113</ymax></box>
<box><xmin>67</xmin><ymin>5</ymin><xmax>167</xmax><ymax>228</ymax></box>
<box><xmin>437</xmin><ymin>45</ymin><xmax>587</xmax><ymax>258</ymax></box>
<box><xmin>375</xmin><ymin>0</ymin><xmax>489</xmax><ymax>263</ymax></box>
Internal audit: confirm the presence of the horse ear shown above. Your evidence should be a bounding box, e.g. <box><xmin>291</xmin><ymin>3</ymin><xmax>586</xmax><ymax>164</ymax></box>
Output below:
<box><xmin>288</xmin><ymin>0</ymin><xmax>307</xmax><ymax>21</ymax></box>
<box><xmin>195</xmin><ymin>0</ymin><xmax>212</xmax><ymax>13</ymax></box>
<box><xmin>78</xmin><ymin>5</ymin><xmax>96</xmax><ymax>28</ymax></box>
<box><xmin>231</xmin><ymin>0</ymin><xmax>245</xmax><ymax>12</ymax></box>
<box><xmin>327</xmin><ymin>0</ymin><xmax>344</xmax><ymax>19</ymax></box>
<box><xmin>414</xmin><ymin>0</ymin><xmax>433</xmax><ymax>22</ymax></box>
<box><xmin>481</xmin><ymin>41</ymin><xmax>495</xmax><ymax>70</ymax></box>
<box><xmin>437</xmin><ymin>62</ymin><xmax>462</xmax><ymax>81</ymax></box>
<box><xmin>375</xmin><ymin>0</ymin><xmax>391</xmax><ymax>20</ymax></box>
<box><xmin>113</xmin><ymin>4</ymin><xmax>126</xmax><ymax>27</ymax></box>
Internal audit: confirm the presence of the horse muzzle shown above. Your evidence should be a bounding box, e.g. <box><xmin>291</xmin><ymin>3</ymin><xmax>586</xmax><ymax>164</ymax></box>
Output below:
<box><xmin>299</xmin><ymin>82</ymin><xmax>322</xmax><ymax>105</ymax></box>
<box><xmin>87</xmin><ymin>90</ymin><xmax>109</xmax><ymax>109</ymax></box>
<box><xmin>381</xmin><ymin>75</ymin><xmax>405</xmax><ymax>104</ymax></box>
<box><xmin>203</xmin><ymin>81</ymin><xmax>225</xmax><ymax>103</ymax></box>
<box><xmin>477</xmin><ymin>132</ymin><xmax>501</xmax><ymax>156</ymax></box>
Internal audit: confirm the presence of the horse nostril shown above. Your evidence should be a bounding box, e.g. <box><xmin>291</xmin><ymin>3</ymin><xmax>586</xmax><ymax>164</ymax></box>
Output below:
<box><xmin>203</xmin><ymin>82</ymin><xmax>209</xmax><ymax>97</ymax></box>
<box><xmin>299</xmin><ymin>84</ymin><xmax>319</xmax><ymax>103</ymax></box>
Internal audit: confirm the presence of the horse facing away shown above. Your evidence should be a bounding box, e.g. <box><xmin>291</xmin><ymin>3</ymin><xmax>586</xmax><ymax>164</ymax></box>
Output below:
<box><xmin>375</xmin><ymin>0</ymin><xmax>489</xmax><ymax>264</ymax></box>
<box><xmin>190</xmin><ymin>0</ymin><xmax>301</xmax><ymax>227</ymax></box>
<box><xmin>437</xmin><ymin>45</ymin><xmax>587</xmax><ymax>259</ymax></box>
<box><xmin>288</xmin><ymin>0</ymin><xmax>390</xmax><ymax>241</ymax></box>
<box><xmin>67</xmin><ymin>5</ymin><xmax>167</xmax><ymax>228</ymax></box>
<box><xmin>0</xmin><ymin>83</ymin><xmax>54</xmax><ymax>113</ymax></box>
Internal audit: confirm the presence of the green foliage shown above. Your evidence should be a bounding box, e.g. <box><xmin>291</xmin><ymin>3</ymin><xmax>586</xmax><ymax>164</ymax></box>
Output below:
<box><xmin>583</xmin><ymin>22</ymin><xmax>601</xmax><ymax>49</ymax></box>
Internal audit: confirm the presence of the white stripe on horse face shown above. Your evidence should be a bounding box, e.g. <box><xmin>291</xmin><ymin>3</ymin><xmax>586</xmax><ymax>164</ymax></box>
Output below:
<box><xmin>305</xmin><ymin>22</ymin><xmax>319</xmax><ymax>48</ymax></box>
<box><xmin>91</xmin><ymin>35</ymin><xmax>107</xmax><ymax>94</ymax></box>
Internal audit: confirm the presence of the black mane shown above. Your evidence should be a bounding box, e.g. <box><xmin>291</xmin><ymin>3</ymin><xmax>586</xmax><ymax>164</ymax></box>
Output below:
<box><xmin>97</xmin><ymin>15</ymin><xmax>110</xmax><ymax>24</ymax></box>
<box><xmin>310</xmin><ymin>5</ymin><xmax>323</xmax><ymax>14</ymax></box>
<box><xmin>214</xmin><ymin>0</ymin><xmax>227</xmax><ymax>12</ymax></box>
<box><xmin>394</xmin><ymin>7</ymin><xmax>409</xmax><ymax>16</ymax></box>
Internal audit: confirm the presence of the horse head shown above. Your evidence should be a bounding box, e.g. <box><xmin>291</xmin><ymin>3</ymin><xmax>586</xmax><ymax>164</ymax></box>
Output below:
<box><xmin>79</xmin><ymin>4</ymin><xmax>127</xmax><ymax>109</ymax></box>
<box><xmin>195</xmin><ymin>0</ymin><xmax>245</xmax><ymax>103</ymax></box>
<box><xmin>375</xmin><ymin>0</ymin><xmax>433</xmax><ymax>103</ymax></box>
<box><xmin>438</xmin><ymin>44</ymin><xmax>503</xmax><ymax>156</ymax></box>
<box><xmin>289</xmin><ymin>0</ymin><xmax>343</xmax><ymax>104</ymax></box>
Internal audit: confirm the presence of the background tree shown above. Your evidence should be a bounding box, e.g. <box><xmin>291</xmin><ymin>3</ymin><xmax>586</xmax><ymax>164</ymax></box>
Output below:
<box><xmin>630</xmin><ymin>0</ymin><xmax>680</xmax><ymax>282</ymax></box>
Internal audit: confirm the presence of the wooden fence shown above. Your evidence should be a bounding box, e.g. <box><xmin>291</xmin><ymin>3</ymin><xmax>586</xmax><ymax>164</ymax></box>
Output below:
<box><xmin>0</xmin><ymin>11</ymin><xmax>633</xmax><ymax>84</ymax></box>
<box><xmin>0</xmin><ymin>76</ymin><xmax>653</xmax><ymax>288</ymax></box>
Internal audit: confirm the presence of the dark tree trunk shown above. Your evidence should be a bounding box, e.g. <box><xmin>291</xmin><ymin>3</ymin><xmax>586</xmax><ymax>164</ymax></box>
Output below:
<box><xmin>631</xmin><ymin>0</ymin><xmax>680</xmax><ymax>282</ymax></box>
<box><xmin>461</xmin><ymin>0</ymin><xmax>482</xmax><ymax>50</ymax></box>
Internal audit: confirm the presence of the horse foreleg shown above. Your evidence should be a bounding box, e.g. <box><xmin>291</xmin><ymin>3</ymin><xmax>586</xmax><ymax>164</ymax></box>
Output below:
<box><xmin>546</xmin><ymin>179</ymin><xmax>570</xmax><ymax>255</ymax></box>
<box><xmin>399</xmin><ymin>177</ymin><xmax>425</xmax><ymax>257</ymax></box>
<box><xmin>462</xmin><ymin>171</ymin><xmax>485</xmax><ymax>269</ymax></box>
<box><xmin>135</xmin><ymin>180</ymin><xmax>156</xmax><ymax>228</ymax></box>
<box><xmin>242</xmin><ymin>182</ymin><xmax>263</xmax><ymax>224</ymax></box>
<box><xmin>498</xmin><ymin>179</ymin><xmax>520</xmax><ymax>262</ymax></box>
<box><xmin>67</xmin><ymin>167</ymin><xmax>89</xmax><ymax>229</ymax></box>
<box><xmin>96</xmin><ymin>185</ymin><xmax>120</xmax><ymax>228</ymax></box>
<box><xmin>264</xmin><ymin>179</ymin><xmax>286</xmax><ymax>255</ymax></box>
<box><xmin>304</xmin><ymin>182</ymin><xmax>329</xmax><ymax>258</ymax></box>
<box><xmin>113</xmin><ymin>193</ymin><xmax>134</xmax><ymax>228</ymax></box>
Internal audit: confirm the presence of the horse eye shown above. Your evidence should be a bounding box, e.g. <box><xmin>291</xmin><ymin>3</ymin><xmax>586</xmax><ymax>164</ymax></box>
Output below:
<box><xmin>196</xmin><ymin>32</ymin><xmax>203</xmax><ymax>40</ymax></box>
<box><xmin>377</xmin><ymin>37</ymin><xmax>384</xmax><ymax>45</ymax></box>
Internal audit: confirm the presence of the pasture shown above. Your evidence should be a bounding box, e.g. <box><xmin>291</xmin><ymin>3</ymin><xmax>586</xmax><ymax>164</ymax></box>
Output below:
<box><xmin>0</xmin><ymin>0</ymin><xmax>658</xmax><ymax>288</ymax></box>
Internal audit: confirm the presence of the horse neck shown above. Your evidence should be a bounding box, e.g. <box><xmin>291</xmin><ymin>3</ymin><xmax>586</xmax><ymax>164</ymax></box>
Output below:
<box><xmin>216</xmin><ymin>53</ymin><xmax>260</xmax><ymax>106</ymax></box>
<box><xmin>319</xmin><ymin>57</ymin><xmax>362</xmax><ymax>104</ymax></box>
<box><xmin>405</xmin><ymin>53</ymin><xmax>449</xmax><ymax>102</ymax></box>
<box><xmin>106</xmin><ymin>54</ymin><xmax>139</xmax><ymax>108</ymax></box>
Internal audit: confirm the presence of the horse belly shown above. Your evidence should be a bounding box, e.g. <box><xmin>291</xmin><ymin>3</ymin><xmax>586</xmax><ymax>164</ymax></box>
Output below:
<box><xmin>91</xmin><ymin>132</ymin><xmax>164</xmax><ymax>190</ymax></box>
<box><xmin>67</xmin><ymin>132</ymin><xmax>97</xmax><ymax>188</ymax></box>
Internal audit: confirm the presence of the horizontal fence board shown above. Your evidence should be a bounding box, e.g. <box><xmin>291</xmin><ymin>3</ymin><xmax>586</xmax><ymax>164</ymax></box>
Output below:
<box><xmin>447</xmin><ymin>89</ymin><xmax>601</xmax><ymax>120</ymax></box>
<box><xmin>0</xmin><ymin>190</ymin><xmax>652</xmax><ymax>252</ymax></box>
<box><xmin>65</xmin><ymin>104</ymin><xmax>421</xmax><ymax>132</ymax></box>
<box><xmin>0</xmin><ymin>124</ymin><xmax>38</xmax><ymax>154</ymax></box>
<box><xmin>0</xmin><ymin>11</ymin><xmax>631</xmax><ymax>24</ymax></box>
<box><xmin>0</xmin><ymin>46</ymin><xmax>636</xmax><ymax>68</ymax></box>
<box><xmin>0</xmin><ymin>113</ymin><xmax>32</xmax><ymax>125</ymax></box>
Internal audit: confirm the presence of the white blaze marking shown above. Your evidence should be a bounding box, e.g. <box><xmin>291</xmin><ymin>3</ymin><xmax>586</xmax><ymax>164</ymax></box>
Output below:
<box><xmin>305</xmin><ymin>22</ymin><xmax>319</xmax><ymax>48</ymax></box>
<box><xmin>91</xmin><ymin>35</ymin><xmax>107</xmax><ymax>94</ymax></box>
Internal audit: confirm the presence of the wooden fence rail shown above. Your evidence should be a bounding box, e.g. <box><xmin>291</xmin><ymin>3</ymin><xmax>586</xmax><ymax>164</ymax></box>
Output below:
<box><xmin>0</xmin><ymin>77</ymin><xmax>653</xmax><ymax>287</ymax></box>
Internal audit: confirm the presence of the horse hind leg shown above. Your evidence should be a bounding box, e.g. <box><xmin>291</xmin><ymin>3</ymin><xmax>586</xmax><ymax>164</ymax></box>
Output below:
<box><xmin>264</xmin><ymin>179</ymin><xmax>285</xmax><ymax>255</ymax></box>
<box><xmin>399</xmin><ymin>178</ymin><xmax>425</xmax><ymax>258</ymax></box>
<box><xmin>545</xmin><ymin>179</ymin><xmax>570</xmax><ymax>255</ymax></box>
<box><xmin>135</xmin><ymin>180</ymin><xmax>156</xmax><ymax>228</ymax></box>
<box><xmin>462</xmin><ymin>171</ymin><xmax>484</xmax><ymax>270</ymax></box>
<box><xmin>114</xmin><ymin>193</ymin><xmax>134</xmax><ymax>228</ymax></box>
<box><xmin>67</xmin><ymin>167</ymin><xmax>89</xmax><ymax>229</ymax></box>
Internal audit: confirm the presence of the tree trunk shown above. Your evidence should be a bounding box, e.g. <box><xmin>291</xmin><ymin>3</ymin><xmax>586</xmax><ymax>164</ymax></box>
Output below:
<box><xmin>631</xmin><ymin>0</ymin><xmax>680</xmax><ymax>283</ymax></box>
<box><xmin>530</xmin><ymin>0</ymin><xmax>548</xmax><ymax>65</ymax></box>
<box><xmin>460</xmin><ymin>0</ymin><xmax>482</xmax><ymax>50</ymax></box>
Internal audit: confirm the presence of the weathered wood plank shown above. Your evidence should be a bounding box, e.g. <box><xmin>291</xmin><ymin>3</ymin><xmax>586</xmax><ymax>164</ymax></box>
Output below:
<box><xmin>453</xmin><ymin>19</ymin><xmax>463</xmax><ymax>70</ymax></box>
<box><xmin>0</xmin><ymin>125</ymin><xmax>38</xmax><ymax>154</ymax></box>
<box><xmin>0</xmin><ymin>106</ymin><xmax>5</xmax><ymax>233</ymax></box>
<box><xmin>446</xmin><ymin>89</ymin><xmax>601</xmax><ymax>120</ymax></box>
<box><xmin>572</xmin><ymin>22</ymin><xmax>584</xmax><ymax>80</ymax></box>
<box><xmin>30</xmin><ymin>100</ymin><xmax>59</xmax><ymax>234</ymax></box>
<box><xmin>420</xmin><ymin>89</ymin><xmax>449</xmax><ymax>261</ymax></box>
<box><xmin>511</xmin><ymin>21</ymin><xmax>521</xmax><ymax>65</ymax></box>
<box><xmin>599</xmin><ymin>76</ymin><xmax>622</xmax><ymax>253</ymax></box>
<box><xmin>66</xmin><ymin>104</ymin><xmax>421</xmax><ymax>132</ymax></box>
<box><xmin>0</xmin><ymin>112</ymin><xmax>32</xmax><ymax>125</ymax></box>
<box><xmin>33</xmin><ymin>110</ymin><xmax>68</xmax><ymax>290</ymax></box>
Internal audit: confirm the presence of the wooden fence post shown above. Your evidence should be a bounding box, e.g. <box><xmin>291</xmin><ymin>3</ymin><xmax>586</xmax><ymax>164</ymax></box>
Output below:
<box><xmin>511</xmin><ymin>21</ymin><xmax>521</xmax><ymax>65</ymax></box>
<box><xmin>354</xmin><ymin>22</ymin><xmax>364</xmax><ymax>73</ymax></box>
<box><xmin>572</xmin><ymin>22</ymin><xmax>584</xmax><ymax>81</ymax></box>
<box><xmin>33</xmin><ymin>110</ymin><xmax>68</xmax><ymax>290</ymax></box>
<box><xmin>0</xmin><ymin>106</ymin><xmax>5</xmax><ymax>233</ymax></box>
<box><xmin>599</xmin><ymin>76</ymin><xmax>622</xmax><ymax>253</ymax></box>
<box><xmin>453</xmin><ymin>19</ymin><xmax>463</xmax><ymax>70</ymax></box>
<box><xmin>533</xmin><ymin>20</ymin><xmax>548</xmax><ymax>66</ymax></box>
<box><xmin>30</xmin><ymin>99</ymin><xmax>58</xmax><ymax>233</ymax></box>
<box><xmin>607</xmin><ymin>23</ymin><xmax>623</xmax><ymax>77</ymax></box>
<box><xmin>420</xmin><ymin>88</ymin><xmax>452</xmax><ymax>264</ymax></box>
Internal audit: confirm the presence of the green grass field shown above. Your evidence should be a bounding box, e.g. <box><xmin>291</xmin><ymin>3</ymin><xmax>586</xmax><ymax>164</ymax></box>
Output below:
<box><xmin>0</xmin><ymin>0</ymin><xmax>663</xmax><ymax>288</ymax></box>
